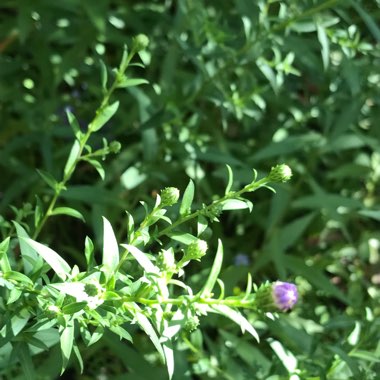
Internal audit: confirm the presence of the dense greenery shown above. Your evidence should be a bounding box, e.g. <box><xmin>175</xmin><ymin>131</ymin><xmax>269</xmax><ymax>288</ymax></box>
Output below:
<box><xmin>0</xmin><ymin>1</ymin><xmax>379</xmax><ymax>379</ymax></box>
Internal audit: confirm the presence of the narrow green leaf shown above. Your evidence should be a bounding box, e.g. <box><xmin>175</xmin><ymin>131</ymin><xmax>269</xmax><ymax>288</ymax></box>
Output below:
<box><xmin>62</xmin><ymin>302</ymin><xmax>88</xmax><ymax>315</ymax></box>
<box><xmin>109</xmin><ymin>325</ymin><xmax>133</xmax><ymax>342</ymax></box>
<box><xmin>317</xmin><ymin>24</ymin><xmax>329</xmax><ymax>70</ymax></box>
<box><xmin>36</xmin><ymin>169</ymin><xmax>58</xmax><ymax>190</ymax></box>
<box><xmin>221</xmin><ymin>199</ymin><xmax>252</xmax><ymax>211</ymax></box>
<box><xmin>3</xmin><ymin>271</ymin><xmax>34</xmax><ymax>287</ymax></box>
<box><xmin>64</xmin><ymin>140</ymin><xmax>81</xmax><ymax>177</ymax></box>
<box><xmin>60</xmin><ymin>321</ymin><xmax>74</xmax><ymax>374</ymax></box>
<box><xmin>167</xmin><ymin>232</ymin><xmax>198</xmax><ymax>245</ymax></box>
<box><xmin>66</xmin><ymin>110</ymin><xmax>82</xmax><ymax>140</ymax></box>
<box><xmin>89</xmin><ymin>101</ymin><xmax>119</xmax><ymax>132</ymax></box>
<box><xmin>197</xmin><ymin>215</ymin><xmax>208</xmax><ymax>237</ymax></box>
<box><xmin>121</xmin><ymin>244</ymin><xmax>159</xmax><ymax>274</ymax></box>
<box><xmin>199</xmin><ymin>239</ymin><xmax>223</xmax><ymax>297</ymax></box>
<box><xmin>21</xmin><ymin>238</ymin><xmax>71</xmax><ymax>281</ymax></box>
<box><xmin>84</xmin><ymin>236</ymin><xmax>95</xmax><ymax>269</ymax></box>
<box><xmin>14</xmin><ymin>221</ymin><xmax>43</xmax><ymax>274</ymax></box>
<box><xmin>210</xmin><ymin>304</ymin><xmax>259</xmax><ymax>342</ymax></box>
<box><xmin>350</xmin><ymin>0</ymin><xmax>380</xmax><ymax>42</ymax></box>
<box><xmin>7</xmin><ymin>288</ymin><xmax>22</xmax><ymax>304</ymax></box>
<box><xmin>133</xmin><ymin>304</ymin><xmax>165</xmax><ymax>362</ymax></box>
<box><xmin>179</xmin><ymin>179</ymin><xmax>194</xmax><ymax>216</ymax></box>
<box><xmin>225</xmin><ymin>164</ymin><xmax>234</xmax><ymax>195</ymax></box>
<box><xmin>102</xmin><ymin>217</ymin><xmax>119</xmax><ymax>280</ymax></box>
<box><xmin>99</xmin><ymin>59</ymin><xmax>108</xmax><ymax>90</ymax></box>
<box><xmin>73</xmin><ymin>344</ymin><xmax>84</xmax><ymax>374</ymax></box>
<box><xmin>0</xmin><ymin>237</ymin><xmax>11</xmax><ymax>272</ymax></box>
<box><xmin>51</xmin><ymin>207</ymin><xmax>85</xmax><ymax>221</ymax></box>
<box><xmin>116</xmin><ymin>77</ymin><xmax>149</xmax><ymax>88</ymax></box>
<box><xmin>83</xmin><ymin>158</ymin><xmax>105</xmax><ymax>180</ymax></box>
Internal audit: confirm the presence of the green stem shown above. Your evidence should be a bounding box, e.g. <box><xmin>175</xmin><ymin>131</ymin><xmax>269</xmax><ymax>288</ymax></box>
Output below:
<box><xmin>122</xmin><ymin>295</ymin><xmax>256</xmax><ymax>309</ymax></box>
<box><xmin>33</xmin><ymin>50</ymin><xmax>136</xmax><ymax>240</ymax></box>
<box><xmin>156</xmin><ymin>176</ymin><xmax>269</xmax><ymax>240</ymax></box>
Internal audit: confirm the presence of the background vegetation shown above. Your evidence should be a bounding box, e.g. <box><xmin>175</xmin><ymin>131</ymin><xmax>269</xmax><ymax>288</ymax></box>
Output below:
<box><xmin>0</xmin><ymin>0</ymin><xmax>379</xmax><ymax>379</ymax></box>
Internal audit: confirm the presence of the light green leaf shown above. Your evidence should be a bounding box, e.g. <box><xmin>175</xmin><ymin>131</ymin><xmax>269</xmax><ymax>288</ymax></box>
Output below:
<box><xmin>60</xmin><ymin>321</ymin><xmax>74</xmax><ymax>374</ymax></box>
<box><xmin>62</xmin><ymin>302</ymin><xmax>88</xmax><ymax>315</ymax></box>
<box><xmin>179</xmin><ymin>179</ymin><xmax>194</xmax><ymax>216</ymax></box>
<box><xmin>199</xmin><ymin>239</ymin><xmax>223</xmax><ymax>297</ymax></box>
<box><xmin>109</xmin><ymin>325</ymin><xmax>133</xmax><ymax>342</ymax></box>
<box><xmin>66</xmin><ymin>110</ymin><xmax>82</xmax><ymax>140</ymax></box>
<box><xmin>20</xmin><ymin>238</ymin><xmax>71</xmax><ymax>281</ymax></box>
<box><xmin>225</xmin><ymin>164</ymin><xmax>234</xmax><ymax>195</ymax></box>
<box><xmin>84</xmin><ymin>236</ymin><xmax>95</xmax><ymax>269</ymax></box>
<box><xmin>89</xmin><ymin>101</ymin><xmax>119</xmax><ymax>132</ymax></box>
<box><xmin>0</xmin><ymin>237</ymin><xmax>11</xmax><ymax>272</ymax></box>
<box><xmin>102</xmin><ymin>217</ymin><xmax>119</xmax><ymax>280</ymax></box>
<box><xmin>121</xmin><ymin>244</ymin><xmax>159</xmax><ymax>274</ymax></box>
<box><xmin>73</xmin><ymin>344</ymin><xmax>84</xmax><ymax>374</ymax></box>
<box><xmin>64</xmin><ymin>140</ymin><xmax>81</xmax><ymax>177</ymax></box>
<box><xmin>14</xmin><ymin>222</ymin><xmax>43</xmax><ymax>274</ymax></box>
<box><xmin>210</xmin><ymin>304</ymin><xmax>259</xmax><ymax>342</ymax></box>
<box><xmin>197</xmin><ymin>215</ymin><xmax>208</xmax><ymax>237</ymax></box>
<box><xmin>317</xmin><ymin>24</ymin><xmax>329</xmax><ymax>70</ymax></box>
<box><xmin>99</xmin><ymin>59</ymin><xmax>108</xmax><ymax>90</ymax></box>
<box><xmin>83</xmin><ymin>158</ymin><xmax>105</xmax><ymax>180</ymax></box>
<box><xmin>51</xmin><ymin>207</ymin><xmax>85</xmax><ymax>222</ymax></box>
<box><xmin>133</xmin><ymin>304</ymin><xmax>165</xmax><ymax>361</ymax></box>
<box><xmin>167</xmin><ymin>232</ymin><xmax>198</xmax><ymax>245</ymax></box>
<box><xmin>221</xmin><ymin>199</ymin><xmax>252</xmax><ymax>212</ymax></box>
<box><xmin>3</xmin><ymin>271</ymin><xmax>34</xmax><ymax>287</ymax></box>
<box><xmin>117</xmin><ymin>77</ymin><xmax>149</xmax><ymax>88</ymax></box>
<box><xmin>36</xmin><ymin>169</ymin><xmax>58</xmax><ymax>190</ymax></box>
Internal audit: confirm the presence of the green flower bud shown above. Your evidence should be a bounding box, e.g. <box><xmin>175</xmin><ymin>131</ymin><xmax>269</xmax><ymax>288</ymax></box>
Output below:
<box><xmin>268</xmin><ymin>164</ymin><xmax>292</xmax><ymax>183</ymax></box>
<box><xmin>84</xmin><ymin>281</ymin><xmax>104</xmax><ymax>298</ymax></box>
<box><xmin>184</xmin><ymin>315</ymin><xmax>200</xmax><ymax>332</ymax></box>
<box><xmin>109</xmin><ymin>141</ymin><xmax>121</xmax><ymax>154</ymax></box>
<box><xmin>185</xmin><ymin>240</ymin><xmax>208</xmax><ymax>261</ymax></box>
<box><xmin>46</xmin><ymin>305</ymin><xmax>61</xmax><ymax>318</ymax></box>
<box><xmin>160</xmin><ymin>187</ymin><xmax>180</xmax><ymax>206</ymax></box>
<box><xmin>132</xmin><ymin>34</ymin><xmax>149</xmax><ymax>52</ymax></box>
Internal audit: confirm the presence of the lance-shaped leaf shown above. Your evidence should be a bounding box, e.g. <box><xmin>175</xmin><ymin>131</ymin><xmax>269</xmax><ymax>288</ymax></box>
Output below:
<box><xmin>89</xmin><ymin>101</ymin><xmax>119</xmax><ymax>132</ymax></box>
<box><xmin>199</xmin><ymin>239</ymin><xmax>223</xmax><ymax>298</ymax></box>
<box><xmin>102</xmin><ymin>217</ymin><xmax>119</xmax><ymax>281</ymax></box>
<box><xmin>14</xmin><ymin>222</ymin><xmax>43</xmax><ymax>275</ymax></box>
<box><xmin>179</xmin><ymin>179</ymin><xmax>194</xmax><ymax>216</ymax></box>
<box><xmin>121</xmin><ymin>244</ymin><xmax>159</xmax><ymax>274</ymax></box>
<box><xmin>210</xmin><ymin>304</ymin><xmax>260</xmax><ymax>342</ymax></box>
<box><xmin>60</xmin><ymin>321</ymin><xmax>74</xmax><ymax>374</ymax></box>
<box><xmin>20</xmin><ymin>238</ymin><xmax>71</xmax><ymax>281</ymax></box>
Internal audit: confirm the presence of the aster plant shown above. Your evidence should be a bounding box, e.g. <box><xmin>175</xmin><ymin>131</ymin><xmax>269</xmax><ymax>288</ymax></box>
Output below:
<box><xmin>0</xmin><ymin>36</ymin><xmax>298</xmax><ymax>379</ymax></box>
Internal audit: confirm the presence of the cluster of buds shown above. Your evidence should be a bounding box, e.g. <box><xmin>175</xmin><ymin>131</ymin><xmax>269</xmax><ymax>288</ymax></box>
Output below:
<box><xmin>183</xmin><ymin>240</ymin><xmax>208</xmax><ymax>262</ymax></box>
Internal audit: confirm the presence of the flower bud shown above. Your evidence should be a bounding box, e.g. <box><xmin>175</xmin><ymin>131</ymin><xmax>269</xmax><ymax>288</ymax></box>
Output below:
<box><xmin>254</xmin><ymin>281</ymin><xmax>298</xmax><ymax>312</ymax></box>
<box><xmin>160</xmin><ymin>187</ymin><xmax>180</xmax><ymax>206</ymax></box>
<box><xmin>46</xmin><ymin>305</ymin><xmax>61</xmax><ymax>318</ymax></box>
<box><xmin>109</xmin><ymin>141</ymin><xmax>121</xmax><ymax>153</ymax></box>
<box><xmin>268</xmin><ymin>164</ymin><xmax>292</xmax><ymax>183</ymax></box>
<box><xmin>132</xmin><ymin>34</ymin><xmax>149</xmax><ymax>52</ymax></box>
<box><xmin>184</xmin><ymin>315</ymin><xmax>200</xmax><ymax>333</ymax></box>
<box><xmin>184</xmin><ymin>240</ymin><xmax>208</xmax><ymax>261</ymax></box>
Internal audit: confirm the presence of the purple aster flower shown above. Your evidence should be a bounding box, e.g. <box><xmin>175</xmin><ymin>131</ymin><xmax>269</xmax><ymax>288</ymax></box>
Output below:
<box><xmin>254</xmin><ymin>281</ymin><xmax>298</xmax><ymax>312</ymax></box>
<box><xmin>272</xmin><ymin>282</ymin><xmax>298</xmax><ymax>311</ymax></box>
